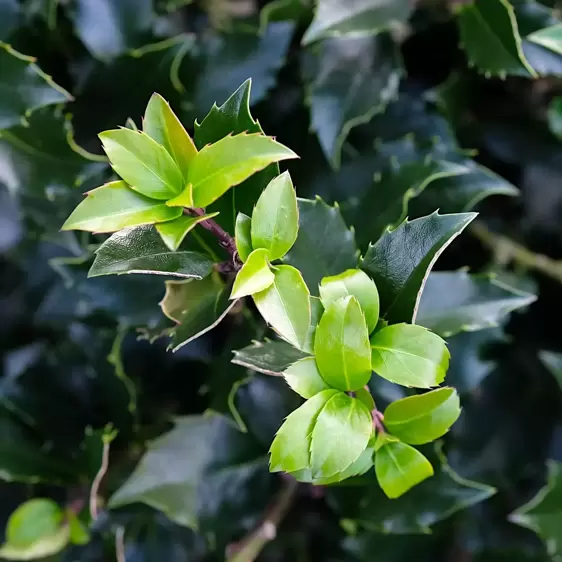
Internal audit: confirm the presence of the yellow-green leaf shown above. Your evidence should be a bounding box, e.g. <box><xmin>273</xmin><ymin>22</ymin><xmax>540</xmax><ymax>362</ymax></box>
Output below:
<box><xmin>230</xmin><ymin>248</ymin><xmax>275</xmax><ymax>300</ymax></box>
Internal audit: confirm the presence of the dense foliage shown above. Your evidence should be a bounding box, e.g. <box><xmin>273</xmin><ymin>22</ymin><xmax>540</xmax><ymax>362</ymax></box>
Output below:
<box><xmin>2</xmin><ymin>0</ymin><xmax>562</xmax><ymax>561</ymax></box>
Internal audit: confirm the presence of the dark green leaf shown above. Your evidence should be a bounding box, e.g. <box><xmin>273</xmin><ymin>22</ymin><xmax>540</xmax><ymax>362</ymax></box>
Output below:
<box><xmin>231</xmin><ymin>339</ymin><xmax>309</xmax><ymax>376</ymax></box>
<box><xmin>235</xmin><ymin>212</ymin><xmax>253</xmax><ymax>262</ymax></box>
<box><xmin>0</xmin><ymin>0</ymin><xmax>19</xmax><ymax>42</ymax></box>
<box><xmin>302</xmin><ymin>0</ymin><xmax>412</xmax><ymax>44</ymax></box>
<box><xmin>89</xmin><ymin>224</ymin><xmax>214</xmax><ymax>278</ymax></box>
<box><xmin>548</xmin><ymin>96</ymin><xmax>562</xmax><ymax>139</ymax></box>
<box><xmin>230</xmin><ymin>248</ymin><xmax>275</xmax><ymax>299</ymax></box>
<box><xmin>161</xmin><ymin>273</ymin><xmax>237</xmax><ymax>352</ymax></box>
<box><xmin>383</xmin><ymin>387</ymin><xmax>461</xmax><ymax>444</ymax></box>
<box><xmin>284</xmin><ymin>197</ymin><xmax>358</xmax><ymax>295</ymax></box>
<box><xmin>416</xmin><ymin>271</ymin><xmax>536</xmax><ymax>338</ymax></box>
<box><xmin>360</xmin><ymin>211</ymin><xmax>477</xmax><ymax>324</ymax></box>
<box><xmin>315</xmin><ymin>296</ymin><xmax>372</xmax><ymax>391</ymax></box>
<box><xmin>539</xmin><ymin>351</ymin><xmax>562</xmax><ymax>390</ymax></box>
<box><xmin>283</xmin><ymin>356</ymin><xmax>330</xmax><ymax>398</ymax></box>
<box><xmin>370</xmin><ymin>324</ymin><xmax>450</xmax><ymax>388</ymax></box>
<box><xmin>303</xmin><ymin>34</ymin><xmax>401</xmax><ymax>167</ymax></box>
<box><xmin>0</xmin><ymin>43</ymin><xmax>71</xmax><ymax>129</ymax></box>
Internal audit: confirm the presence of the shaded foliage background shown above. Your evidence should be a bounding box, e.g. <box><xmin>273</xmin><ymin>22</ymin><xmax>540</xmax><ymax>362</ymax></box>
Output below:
<box><xmin>2</xmin><ymin>0</ymin><xmax>562</xmax><ymax>560</ymax></box>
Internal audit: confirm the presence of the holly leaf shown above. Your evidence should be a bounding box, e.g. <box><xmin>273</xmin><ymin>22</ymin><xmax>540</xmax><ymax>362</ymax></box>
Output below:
<box><xmin>303</xmin><ymin>34</ymin><xmax>401</xmax><ymax>168</ymax></box>
<box><xmin>109</xmin><ymin>414</ymin><xmax>269</xmax><ymax>530</ymax></box>
<box><xmin>253</xmin><ymin>265</ymin><xmax>311</xmax><ymax>350</ymax></box>
<box><xmin>89</xmin><ymin>224</ymin><xmax>214</xmax><ymax>278</ymax></box>
<box><xmin>283</xmin><ymin>356</ymin><xmax>330</xmax><ymax>398</ymax></box>
<box><xmin>528</xmin><ymin>24</ymin><xmax>562</xmax><ymax>56</ymax></box>
<box><xmin>510</xmin><ymin>461</ymin><xmax>562</xmax><ymax>559</ymax></box>
<box><xmin>62</xmin><ymin>181</ymin><xmax>183</xmax><ymax>233</ymax></box>
<box><xmin>230</xmin><ymin>248</ymin><xmax>275</xmax><ymax>299</ymax></box>
<box><xmin>0</xmin><ymin>0</ymin><xmax>19</xmax><ymax>42</ymax></box>
<box><xmin>319</xmin><ymin>269</ymin><xmax>380</xmax><ymax>334</ymax></box>
<box><xmin>235</xmin><ymin>212</ymin><xmax>253</xmax><ymax>262</ymax></box>
<box><xmin>360</xmin><ymin>212</ymin><xmax>477</xmax><ymax>324</ymax></box>
<box><xmin>302</xmin><ymin>0</ymin><xmax>412</xmax><ymax>44</ymax></box>
<box><xmin>155</xmin><ymin>212</ymin><xmax>219</xmax><ymax>252</ymax></box>
<box><xmin>161</xmin><ymin>273</ymin><xmax>238</xmax><ymax>352</ymax></box>
<box><xmin>168</xmin><ymin>133</ymin><xmax>297</xmax><ymax>208</ymax></box>
<box><xmin>416</xmin><ymin>271</ymin><xmax>537</xmax><ymax>338</ymax></box>
<box><xmin>0</xmin><ymin>43</ymin><xmax>71</xmax><ymax>129</ymax></box>
<box><xmin>457</xmin><ymin>0</ymin><xmax>536</xmax><ymax>77</ymax></box>
<box><xmin>69</xmin><ymin>0</ymin><xmax>154</xmax><ymax>60</ymax></box>
<box><xmin>251</xmin><ymin>171</ymin><xmax>299</xmax><ymax>261</ymax></box>
<box><xmin>99</xmin><ymin>129</ymin><xmax>184</xmax><ymax>200</ymax></box>
<box><xmin>284</xmin><ymin>197</ymin><xmax>358</xmax><ymax>295</ymax></box>
<box><xmin>370</xmin><ymin>324</ymin><xmax>450</xmax><ymax>388</ymax></box>
<box><xmin>375</xmin><ymin>440</ymin><xmax>434</xmax><ymax>499</ymax></box>
<box><xmin>383</xmin><ymin>387</ymin><xmax>461</xmax><ymax>445</ymax></box>
<box><xmin>231</xmin><ymin>339</ymin><xmax>309</xmax><ymax>376</ymax></box>
<box><xmin>315</xmin><ymin>296</ymin><xmax>372</xmax><ymax>391</ymax></box>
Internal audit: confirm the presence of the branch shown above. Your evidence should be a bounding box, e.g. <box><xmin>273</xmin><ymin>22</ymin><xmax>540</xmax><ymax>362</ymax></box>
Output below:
<box><xmin>372</xmin><ymin>409</ymin><xmax>386</xmax><ymax>434</ymax></box>
<box><xmin>226</xmin><ymin>477</ymin><xmax>299</xmax><ymax>562</ymax></box>
<box><xmin>470</xmin><ymin>220</ymin><xmax>562</xmax><ymax>284</ymax></box>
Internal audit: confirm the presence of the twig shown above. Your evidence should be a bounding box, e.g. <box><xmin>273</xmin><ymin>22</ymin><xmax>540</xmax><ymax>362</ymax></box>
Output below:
<box><xmin>115</xmin><ymin>526</ymin><xmax>126</xmax><ymax>562</ymax></box>
<box><xmin>470</xmin><ymin>220</ymin><xmax>562</xmax><ymax>284</ymax></box>
<box><xmin>89</xmin><ymin>435</ymin><xmax>112</xmax><ymax>520</ymax></box>
<box><xmin>372</xmin><ymin>409</ymin><xmax>386</xmax><ymax>434</ymax></box>
<box><xmin>226</xmin><ymin>477</ymin><xmax>299</xmax><ymax>562</ymax></box>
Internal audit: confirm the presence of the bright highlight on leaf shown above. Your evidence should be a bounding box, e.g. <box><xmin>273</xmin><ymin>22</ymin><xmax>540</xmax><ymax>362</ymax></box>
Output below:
<box><xmin>283</xmin><ymin>356</ymin><xmax>330</xmax><ymax>399</ymax></box>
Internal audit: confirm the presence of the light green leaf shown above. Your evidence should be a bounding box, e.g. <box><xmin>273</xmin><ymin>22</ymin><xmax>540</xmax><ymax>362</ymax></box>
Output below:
<box><xmin>383</xmin><ymin>387</ymin><xmax>461</xmax><ymax>445</ymax></box>
<box><xmin>375</xmin><ymin>441</ymin><xmax>434</xmax><ymax>499</ymax></box>
<box><xmin>0</xmin><ymin>499</ymin><xmax>69</xmax><ymax>560</ymax></box>
<box><xmin>528</xmin><ymin>24</ymin><xmax>562</xmax><ymax>56</ymax></box>
<box><xmin>360</xmin><ymin>212</ymin><xmax>477</xmax><ymax>324</ymax></box>
<box><xmin>269</xmin><ymin>389</ymin><xmax>338</xmax><ymax>473</ymax></box>
<box><xmin>320</xmin><ymin>269</ymin><xmax>380</xmax><ymax>334</ymax></box>
<box><xmin>253</xmin><ymin>265</ymin><xmax>311</xmax><ymax>350</ymax></box>
<box><xmin>285</xmin><ymin>197</ymin><xmax>358</xmax><ymax>295</ymax></box>
<box><xmin>370</xmin><ymin>323</ymin><xmax>450</xmax><ymax>388</ymax></box>
<box><xmin>155</xmin><ymin>212</ymin><xmax>219</xmax><ymax>251</ymax></box>
<box><xmin>283</xmin><ymin>356</ymin><xmax>330</xmax><ymax>398</ymax></box>
<box><xmin>356</xmin><ymin>387</ymin><xmax>375</xmax><ymax>411</ymax></box>
<box><xmin>0</xmin><ymin>43</ymin><xmax>71</xmax><ymax>130</ymax></box>
<box><xmin>457</xmin><ymin>0</ymin><xmax>536</xmax><ymax>77</ymax></box>
<box><xmin>230</xmin><ymin>248</ymin><xmax>275</xmax><ymax>300</ymax></box>
<box><xmin>510</xmin><ymin>461</ymin><xmax>562</xmax><ymax>559</ymax></box>
<box><xmin>303</xmin><ymin>34</ymin><xmax>401</xmax><ymax>168</ymax></box>
<box><xmin>315</xmin><ymin>296</ymin><xmax>371</xmax><ymax>391</ymax></box>
<box><xmin>232</xmin><ymin>339</ymin><xmax>309</xmax><ymax>376</ymax></box>
<box><xmin>235</xmin><ymin>212</ymin><xmax>253</xmax><ymax>262</ymax></box>
<box><xmin>416</xmin><ymin>271</ymin><xmax>536</xmax><ymax>338</ymax></box>
<box><xmin>303</xmin><ymin>295</ymin><xmax>324</xmax><ymax>354</ymax></box>
<box><xmin>167</xmin><ymin>133</ymin><xmax>298</xmax><ymax>208</ymax></box>
<box><xmin>99</xmin><ymin>129</ymin><xmax>184</xmax><ymax>200</ymax></box>
<box><xmin>251</xmin><ymin>171</ymin><xmax>299</xmax><ymax>260</ymax></box>
<box><xmin>62</xmin><ymin>181</ymin><xmax>182</xmax><ymax>233</ymax></box>
<box><xmin>144</xmin><ymin>93</ymin><xmax>197</xmax><ymax>179</ymax></box>
<box><xmin>310</xmin><ymin>392</ymin><xmax>373</xmax><ymax>479</ymax></box>
<box><xmin>67</xmin><ymin>511</ymin><xmax>89</xmax><ymax>546</ymax></box>
<box><xmin>89</xmin><ymin>224</ymin><xmax>214</xmax><ymax>278</ymax></box>
<box><xmin>161</xmin><ymin>273</ymin><xmax>238</xmax><ymax>352</ymax></box>
<box><xmin>302</xmin><ymin>0</ymin><xmax>412</xmax><ymax>44</ymax></box>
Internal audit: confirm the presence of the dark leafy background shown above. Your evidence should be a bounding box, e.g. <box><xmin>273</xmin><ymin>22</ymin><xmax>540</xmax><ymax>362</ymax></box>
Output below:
<box><xmin>2</xmin><ymin>0</ymin><xmax>562</xmax><ymax>560</ymax></box>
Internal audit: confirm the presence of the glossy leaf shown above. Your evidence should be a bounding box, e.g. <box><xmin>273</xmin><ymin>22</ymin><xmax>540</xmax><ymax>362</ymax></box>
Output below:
<box><xmin>303</xmin><ymin>35</ymin><xmax>401</xmax><ymax>167</ymax></box>
<box><xmin>319</xmin><ymin>269</ymin><xmax>380</xmax><ymax>334</ymax></box>
<box><xmin>540</xmin><ymin>351</ymin><xmax>562</xmax><ymax>391</ymax></box>
<box><xmin>375</xmin><ymin>441</ymin><xmax>434</xmax><ymax>499</ymax></box>
<box><xmin>310</xmin><ymin>392</ymin><xmax>373</xmax><ymax>478</ymax></box>
<box><xmin>383</xmin><ymin>387</ymin><xmax>461</xmax><ymax>445</ymax></box>
<box><xmin>251</xmin><ymin>171</ymin><xmax>299</xmax><ymax>260</ymax></box>
<box><xmin>528</xmin><ymin>24</ymin><xmax>562</xmax><ymax>56</ymax></box>
<box><xmin>89</xmin><ymin>223</ymin><xmax>214</xmax><ymax>278</ymax></box>
<box><xmin>315</xmin><ymin>296</ymin><xmax>372</xmax><ymax>391</ymax></box>
<box><xmin>510</xmin><ymin>461</ymin><xmax>562</xmax><ymax>559</ymax></box>
<box><xmin>457</xmin><ymin>0</ymin><xmax>536</xmax><ymax>77</ymax></box>
<box><xmin>360</xmin><ymin>212</ymin><xmax>477</xmax><ymax>324</ymax></box>
<box><xmin>167</xmin><ymin>133</ymin><xmax>297</xmax><ymax>208</ymax></box>
<box><xmin>161</xmin><ymin>274</ymin><xmax>237</xmax><ymax>352</ymax></box>
<box><xmin>302</xmin><ymin>0</ymin><xmax>412</xmax><ymax>44</ymax></box>
<box><xmin>269</xmin><ymin>389</ymin><xmax>338</xmax><ymax>473</ymax></box>
<box><xmin>370</xmin><ymin>323</ymin><xmax>450</xmax><ymax>388</ymax></box>
<box><xmin>253</xmin><ymin>265</ymin><xmax>311</xmax><ymax>350</ymax></box>
<box><xmin>155</xmin><ymin>212</ymin><xmax>219</xmax><ymax>252</ymax></box>
<box><xmin>230</xmin><ymin>248</ymin><xmax>274</xmax><ymax>300</ymax></box>
<box><xmin>416</xmin><ymin>271</ymin><xmax>536</xmax><ymax>338</ymax></box>
<box><xmin>231</xmin><ymin>339</ymin><xmax>309</xmax><ymax>376</ymax></box>
<box><xmin>61</xmin><ymin>181</ymin><xmax>182</xmax><ymax>233</ymax></box>
<box><xmin>99</xmin><ymin>129</ymin><xmax>184</xmax><ymax>200</ymax></box>
<box><xmin>0</xmin><ymin>43</ymin><xmax>71</xmax><ymax>129</ymax></box>
<box><xmin>235</xmin><ymin>212</ymin><xmax>253</xmax><ymax>262</ymax></box>
<box><xmin>283</xmin><ymin>356</ymin><xmax>330</xmax><ymax>398</ymax></box>
<box><xmin>285</xmin><ymin>197</ymin><xmax>358</xmax><ymax>295</ymax></box>
<box><xmin>143</xmin><ymin>93</ymin><xmax>197</xmax><ymax>178</ymax></box>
